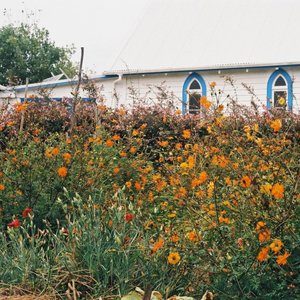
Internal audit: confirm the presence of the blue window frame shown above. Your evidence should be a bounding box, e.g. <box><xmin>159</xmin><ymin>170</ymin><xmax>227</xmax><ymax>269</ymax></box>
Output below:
<box><xmin>267</xmin><ymin>69</ymin><xmax>293</xmax><ymax>111</ymax></box>
<box><xmin>182</xmin><ymin>72</ymin><xmax>207</xmax><ymax>114</ymax></box>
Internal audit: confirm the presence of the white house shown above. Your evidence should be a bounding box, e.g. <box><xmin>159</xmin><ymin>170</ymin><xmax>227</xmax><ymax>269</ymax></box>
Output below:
<box><xmin>2</xmin><ymin>0</ymin><xmax>300</xmax><ymax>113</ymax></box>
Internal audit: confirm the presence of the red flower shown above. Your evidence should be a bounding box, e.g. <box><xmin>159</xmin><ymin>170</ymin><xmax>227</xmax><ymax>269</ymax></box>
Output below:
<box><xmin>8</xmin><ymin>219</ymin><xmax>20</xmax><ymax>228</ymax></box>
<box><xmin>22</xmin><ymin>207</ymin><xmax>32</xmax><ymax>218</ymax></box>
<box><xmin>124</xmin><ymin>213</ymin><xmax>134</xmax><ymax>222</ymax></box>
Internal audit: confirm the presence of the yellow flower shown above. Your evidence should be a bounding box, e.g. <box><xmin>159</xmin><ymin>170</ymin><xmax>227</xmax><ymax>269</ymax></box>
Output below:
<box><xmin>168</xmin><ymin>252</ymin><xmax>181</xmax><ymax>265</ymax></box>
<box><xmin>270</xmin><ymin>119</ymin><xmax>282</xmax><ymax>132</ymax></box>
<box><xmin>260</xmin><ymin>183</ymin><xmax>272</xmax><ymax>194</ymax></box>
<box><xmin>270</xmin><ymin>239</ymin><xmax>284</xmax><ymax>254</ymax></box>
<box><xmin>207</xmin><ymin>181</ymin><xmax>215</xmax><ymax>198</ymax></box>
<box><xmin>278</xmin><ymin>97</ymin><xmax>286</xmax><ymax>106</ymax></box>
<box><xmin>45</xmin><ymin>148</ymin><xmax>53</xmax><ymax>158</ymax></box>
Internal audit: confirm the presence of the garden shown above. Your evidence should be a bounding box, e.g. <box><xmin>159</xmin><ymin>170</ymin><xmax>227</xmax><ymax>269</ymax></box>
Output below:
<box><xmin>0</xmin><ymin>90</ymin><xmax>299</xmax><ymax>299</ymax></box>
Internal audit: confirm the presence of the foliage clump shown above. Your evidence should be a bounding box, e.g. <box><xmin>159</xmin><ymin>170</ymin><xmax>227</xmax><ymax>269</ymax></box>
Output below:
<box><xmin>0</xmin><ymin>98</ymin><xmax>299</xmax><ymax>299</ymax></box>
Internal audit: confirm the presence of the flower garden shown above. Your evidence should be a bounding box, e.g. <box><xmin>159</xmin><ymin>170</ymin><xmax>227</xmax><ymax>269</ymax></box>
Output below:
<box><xmin>0</xmin><ymin>92</ymin><xmax>299</xmax><ymax>299</ymax></box>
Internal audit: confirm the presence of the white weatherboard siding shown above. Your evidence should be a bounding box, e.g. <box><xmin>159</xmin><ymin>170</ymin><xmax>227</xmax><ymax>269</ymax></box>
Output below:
<box><xmin>114</xmin><ymin>67</ymin><xmax>300</xmax><ymax>113</ymax></box>
<box><xmin>2</xmin><ymin>66</ymin><xmax>299</xmax><ymax>113</ymax></box>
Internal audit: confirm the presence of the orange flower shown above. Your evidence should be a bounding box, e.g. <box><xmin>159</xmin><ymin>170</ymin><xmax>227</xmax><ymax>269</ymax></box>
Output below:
<box><xmin>63</xmin><ymin>152</ymin><xmax>72</xmax><ymax>164</ymax></box>
<box><xmin>276</xmin><ymin>251</ymin><xmax>290</xmax><ymax>265</ymax></box>
<box><xmin>187</xmin><ymin>231</ymin><xmax>198</xmax><ymax>242</ymax></box>
<box><xmin>15</xmin><ymin>103</ymin><xmax>28</xmax><ymax>112</ymax></box>
<box><xmin>52</xmin><ymin>147</ymin><xmax>60</xmax><ymax>156</ymax></box>
<box><xmin>219</xmin><ymin>216</ymin><xmax>230</xmax><ymax>224</ymax></box>
<box><xmin>200</xmin><ymin>96</ymin><xmax>212</xmax><ymax>110</ymax></box>
<box><xmin>209</xmin><ymin>81</ymin><xmax>216</xmax><ymax>88</ymax></box>
<box><xmin>258</xmin><ymin>228</ymin><xmax>271</xmax><ymax>243</ymax></box>
<box><xmin>119</xmin><ymin>151</ymin><xmax>127</xmax><ymax>157</ymax></box>
<box><xmin>270</xmin><ymin>119</ymin><xmax>282</xmax><ymax>132</ymax></box>
<box><xmin>175</xmin><ymin>143</ymin><xmax>182</xmax><ymax>150</ymax></box>
<box><xmin>152</xmin><ymin>237</ymin><xmax>164</xmax><ymax>253</ymax></box>
<box><xmin>168</xmin><ymin>252</ymin><xmax>181</xmax><ymax>265</ymax></box>
<box><xmin>58</xmin><ymin>167</ymin><xmax>68</xmax><ymax>178</ymax></box>
<box><xmin>257</xmin><ymin>246</ymin><xmax>269</xmax><ymax>262</ymax></box>
<box><xmin>125</xmin><ymin>181</ymin><xmax>132</xmax><ymax>189</ymax></box>
<box><xmin>129</xmin><ymin>147</ymin><xmax>137</xmax><ymax>154</ymax></box>
<box><xmin>134</xmin><ymin>182</ymin><xmax>142</xmax><ymax>191</ymax></box>
<box><xmin>271</xmin><ymin>183</ymin><xmax>284</xmax><ymax>199</ymax></box>
<box><xmin>0</xmin><ymin>184</ymin><xmax>5</xmax><ymax>191</ymax></box>
<box><xmin>256</xmin><ymin>221</ymin><xmax>266</xmax><ymax>232</ymax></box>
<box><xmin>182</xmin><ymin>129</ymin><xmax>191</xmax><ymax>139</ymax></box>
<box><xmin>158</xmin><ymin>140</ymin><xmax>169</xmax><ymax>147</ymax></box>
<box><xmin>132</xmin><ymin>129</ymin><xmax>139</xmax><ymax>136</ymax></box>
<box><xmin>170</xmin><ymin>235</ymin><xmax>180</xmax><ymax>243</ymax></box>
<box><xmin>113</xmin><ymin>167</ymin><xmax>120</xmax><ymax>175</ymax></box>
<box><xmin>241</xmin><ymin>176</ymin><xmax>251</xmax><ymax>188</ymax></box>
<box><xmin>106</xmin><ymin>140</ymin><xmax>114</xmax><ymax>147</ymax></box>
<box><xmin>112</xmin><ymin>135</ymin><xmax>121</xmax><ymax>141</ymax></box>
<box><xmin>199</xmin><ymin>171</ymin><xmax>208</xmax><ymax>184</ymax></box>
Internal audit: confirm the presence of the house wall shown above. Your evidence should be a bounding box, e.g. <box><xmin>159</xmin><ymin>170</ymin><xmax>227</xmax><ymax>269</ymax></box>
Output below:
<box><xmin>116</xmin><ymin>67</ymin><xmax>300</xmax><ymax>113</ymax></box>
<box><xmin>4</xmin><ymin>66</ymin><xmax>300</xmax><ymax>113</ymax></box>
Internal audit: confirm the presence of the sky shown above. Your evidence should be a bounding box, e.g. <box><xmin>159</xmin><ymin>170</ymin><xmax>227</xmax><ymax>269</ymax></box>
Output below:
<box><xmin>0</xmin><ymin>0</ymin><xmax>150</xmax><ymax>74</ymax></box>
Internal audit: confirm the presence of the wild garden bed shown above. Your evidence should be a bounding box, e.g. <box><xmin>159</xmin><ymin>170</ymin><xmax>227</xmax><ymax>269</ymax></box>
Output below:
<box><xmin>0</xmin><ymin>97</ymin><xmax>299</xmax><ymax>299</ymax></box>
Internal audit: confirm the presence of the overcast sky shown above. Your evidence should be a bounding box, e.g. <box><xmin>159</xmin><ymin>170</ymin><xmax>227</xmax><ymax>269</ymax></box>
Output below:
<box><xmin>0</xmin><ymin>0</ymin><xmax>150</xmax><ymax>74</ymax></box>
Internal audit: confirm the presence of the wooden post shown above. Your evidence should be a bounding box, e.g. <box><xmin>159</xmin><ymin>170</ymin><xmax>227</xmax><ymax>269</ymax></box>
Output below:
<box><xmin>70</xmin><ymin>47</ymin><xmax>84</xmax><ymax>135</ymax></box>
<box><xmin>19</xmin><ymin>77</ymin><xmax>29</xmax><ymax>133</ymax></box>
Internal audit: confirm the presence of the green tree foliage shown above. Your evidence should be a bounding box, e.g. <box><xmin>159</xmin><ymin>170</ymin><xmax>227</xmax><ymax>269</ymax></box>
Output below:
<box><xmin>0</xmin><ymin>23</ymin><xmax>76</xmax><ymax>85</ymax></box>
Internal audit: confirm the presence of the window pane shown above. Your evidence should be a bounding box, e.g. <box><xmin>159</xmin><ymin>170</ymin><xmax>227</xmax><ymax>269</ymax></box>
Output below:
<box><xmin>274</xmin><ymin>91</ymin><xmax>287</xmax><ymax>108</ymax></box>
<box><xmin>189</xmin><ymin>93</ymin><xmax>200</xmax><ymax>114</ymax></box>
<box><xmin>189</xmin><ymin>80</ymin><xmax>201</xmax><ymax>90</ymax></box>
<box><xmin>274</xmin><ymin>76</ymin><xmax>286</xmax><ymax>86</ymax></box>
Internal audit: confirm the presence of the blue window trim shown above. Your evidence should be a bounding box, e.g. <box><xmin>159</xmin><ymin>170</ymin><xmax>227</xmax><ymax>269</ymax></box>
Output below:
<box><xmin>182</xmin><ymin>72</ymin><xmax>207</xmax><ymax>114</ymax></box>
<box><xmin>267</xmin><ymin>69</ymin><xmax>293</xmax><ymax>111</ymax></box>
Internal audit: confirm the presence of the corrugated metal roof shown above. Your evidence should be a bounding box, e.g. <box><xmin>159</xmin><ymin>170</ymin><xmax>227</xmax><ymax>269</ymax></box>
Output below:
<box><xmin>107</xmin><ymin>0</ymin><xmax>300</xmax><ymax>74</ymax></box>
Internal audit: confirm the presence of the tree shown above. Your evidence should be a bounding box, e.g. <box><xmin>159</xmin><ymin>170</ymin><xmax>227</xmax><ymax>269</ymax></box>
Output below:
<box><xmin>0</xmin><ymin>23</ymin><xmax>76</xmax><ymax>86</ymax></box>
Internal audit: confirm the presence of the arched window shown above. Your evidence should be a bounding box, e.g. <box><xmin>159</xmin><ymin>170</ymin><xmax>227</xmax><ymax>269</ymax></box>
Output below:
<box><xmin>182</xmin><ymin>73</ymin><xmax>207</xmax><ymax>114</ymax></box>
<box><xmin>267</xmin><ymin>69</ymin><xmax>293</xmax><ymax>111</ymax></box>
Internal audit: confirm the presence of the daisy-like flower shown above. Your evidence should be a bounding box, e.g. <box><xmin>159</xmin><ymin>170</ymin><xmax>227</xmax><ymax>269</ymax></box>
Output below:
<box><xmin>168</xmin><ymin>252</ymin><xmax>181</xmax><ymax>265</ymax></box>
